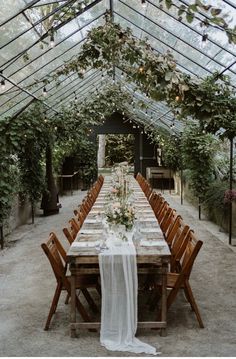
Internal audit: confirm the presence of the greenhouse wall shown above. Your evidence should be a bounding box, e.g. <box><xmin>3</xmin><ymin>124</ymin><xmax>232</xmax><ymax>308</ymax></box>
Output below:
<box><xmin>4</xmin><ymin>195</ymin><xmax>32</xmax><ymax>237</ymax></box>
<box><xmin>174</xmin><ymin>172</ymin><xmax>236</xmax><ymax>235</ymax></box>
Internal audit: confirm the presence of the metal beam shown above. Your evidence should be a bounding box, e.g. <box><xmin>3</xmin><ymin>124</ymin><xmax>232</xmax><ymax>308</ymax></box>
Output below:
<box><xmin>0</xmin><ymin>0</ymin><xmax>41</xmax><ymax>27</ymax></box>
<box><xmin>1</xmin><ymin>0</ymin><xmax>103</xmax><ymax>70</ymax></box>
<box><xmin>0</xmin><ymin>73</ymin><xmax>59</xmax><ymax>114</ymax></box>
<box><xmin>119</xmin><ymin>0</ymin><xmax>235</xmax><ymax>77</ymax></box>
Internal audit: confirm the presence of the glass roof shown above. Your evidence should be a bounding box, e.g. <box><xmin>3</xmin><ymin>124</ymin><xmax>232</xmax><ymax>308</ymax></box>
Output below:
<box><xmin>0</xmin><ymin>0</ymin><xmax>236</xmax><ymax>134</ymax></box>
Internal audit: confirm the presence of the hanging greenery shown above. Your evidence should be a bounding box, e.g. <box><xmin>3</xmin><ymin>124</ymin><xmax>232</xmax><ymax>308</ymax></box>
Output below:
<box><xmin>42</xmin><ymin>17</ymin><xmax>236</xmax><ymax>141</ymax></box>
<box><xmin>159</xmin><ymin>0</ymin><xmax>236</xmax><ymax>44</ymax></box>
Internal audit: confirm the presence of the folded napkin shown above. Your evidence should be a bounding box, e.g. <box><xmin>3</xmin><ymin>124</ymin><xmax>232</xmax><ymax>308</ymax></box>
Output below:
<box><xmin>70</xmin><ymin>240</ymin><xmax>100</xmax><ymax>251</ymax></box>
<box><xmin>84</xmin><ymin>218</ymin><xmax>102</xmax><ymax>224</ymax></box>
<box><xmin>138</xmin><ymin>217</ymin><xmax>157</xmax><ymax>222</ymax></box>
<box><xmin>80</xmin><ymin>229</ymin><xmax>103</xmax><ymax>235</ymax></box>
<box><xmin>140</xmin><ymin>227</ymin><xmax>163</xmax><ymax>234</ymax></box>
<box><xmin>140</xmin><ymin>239</ymin><xmax>165</xmax><ymax>247</ymax></box>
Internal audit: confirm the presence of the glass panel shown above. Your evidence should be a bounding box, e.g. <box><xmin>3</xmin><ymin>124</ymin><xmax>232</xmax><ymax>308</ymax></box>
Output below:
<box><xmin>0</xmin><ymin>0</ymin><xmax>26</xmax><ymax>23</ymax></box>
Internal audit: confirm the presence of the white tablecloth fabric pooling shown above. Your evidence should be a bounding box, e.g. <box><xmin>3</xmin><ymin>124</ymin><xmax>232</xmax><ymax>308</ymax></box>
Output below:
<box><xmin>99</xmin><ymin>232</ymin><xmax>160</xmax><ymax>355</ymax></box>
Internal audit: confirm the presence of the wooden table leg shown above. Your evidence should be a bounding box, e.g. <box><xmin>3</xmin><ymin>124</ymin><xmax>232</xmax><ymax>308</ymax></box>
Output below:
<box><xmin>160</xmin><ymin>259</ymin><xmax>168</xmax><ymax>337</ymax></box>
<box><xmin>70</xmin><ymin>262</ymin><xmax>77</xmax><ymax>338</ymax></box>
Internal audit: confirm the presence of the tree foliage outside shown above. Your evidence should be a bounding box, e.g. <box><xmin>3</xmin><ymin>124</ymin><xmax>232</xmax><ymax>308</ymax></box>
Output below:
<box><xmin>105</xmin><ymin>134</ymin><xmax>134</xmax><ymax>167</ymax></box>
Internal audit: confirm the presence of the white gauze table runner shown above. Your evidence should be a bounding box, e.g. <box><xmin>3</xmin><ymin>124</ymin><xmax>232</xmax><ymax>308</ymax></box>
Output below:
<box><xmin>99</xmin><ymin>234</ymin><xmax>159</xmax><ymax>355</ymax></box>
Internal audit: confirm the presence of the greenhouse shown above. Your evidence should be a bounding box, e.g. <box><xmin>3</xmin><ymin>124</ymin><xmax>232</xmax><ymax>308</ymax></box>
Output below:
<box><xmin>0</xmin><ymin>0</ymin><xmax>236</xmax><ymax>357</ymax></box>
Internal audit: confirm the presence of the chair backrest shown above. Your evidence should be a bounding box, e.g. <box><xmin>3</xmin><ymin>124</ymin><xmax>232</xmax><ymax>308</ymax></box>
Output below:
<box><xmin>63</xmin><ymin>227</ymin><xmax>74</xmax><ymax>245</ymax></box>
<box><xmin>165</xmin><ymin>214</ymin><xmax>183</xmax><ymax>246</ymax></box>
<box><xmin>181</xmin><ymin>231</ymin><xmax>203</xmax><ymax>280</ymax></box>
<box><xmin>161</xmin><ymin>209</ymin><xmax>176</xmax><ymax>235</ymax></box>
<box><xmin>156</xmin><ymin>201</ymin><xmax>169</xmax><ymax>223</ymax></box>
<box><xmin>74</xmin><ymin>208</ymin><xmax>86</xmax><ymax>224</ymax></box>
<box><xmin>170</xmin><ymin>224</ymin><xmax>190</xmax><ymax>272</ymax></box>
<box><xmin>41</xmin><ymin>233</ymin><xmax>67</xmax><ymax>283</ymax></box>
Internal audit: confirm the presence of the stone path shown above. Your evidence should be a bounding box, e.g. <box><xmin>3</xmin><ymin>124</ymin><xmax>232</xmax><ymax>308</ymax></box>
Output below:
<box><xmin>0</xmin><ymin>189</ymin><xmax>236</xmax><ymax>356</ymax></box>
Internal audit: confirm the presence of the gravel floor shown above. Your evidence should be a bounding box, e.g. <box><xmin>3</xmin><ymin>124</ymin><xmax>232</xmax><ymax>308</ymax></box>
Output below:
<box><xmin>0</xmin><ymin>189</ymin><xmax>236</xmax><ymax>357</ymax></box>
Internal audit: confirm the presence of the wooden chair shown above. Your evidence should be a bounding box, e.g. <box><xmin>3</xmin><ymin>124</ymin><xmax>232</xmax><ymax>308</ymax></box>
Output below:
<box><xmin>74</xmin><ymin>208</ymin><xmax>87</xmax><ymax>224</ymax></box>
<box><xmin>155</xmin><ymin>200</ymin><xmax>169</xmax><ymax>223</ymax></box>
<box><xmin>156</xmin><ymin>232</ymin><xmax>204</xmax><ymax>328</ymax></box>
<box><xmin>170</xmin><ymin>225</ymin><xmax>190</xmax><ymax>272</ymax></box>
<box><xmin>63</xmin><ymin>218</ymin><xmax>81</xmax><ymax>245</ymax></box>
<box><xmin>41</xmin><ymin>232</ymin><xmax>99</xmax><ymax>330</ymax></box>
<box><xmin>165</xmin><ymin>215</ymin><xmax>183</xmax><ymax>246</ymax></box>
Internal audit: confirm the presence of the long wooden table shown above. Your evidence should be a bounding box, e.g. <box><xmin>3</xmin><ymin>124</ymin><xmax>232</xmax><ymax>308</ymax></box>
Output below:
<box><xmin>67</xmin><ymin>175</ymin><xmax>171</xmax><ymax>337</ymax></box>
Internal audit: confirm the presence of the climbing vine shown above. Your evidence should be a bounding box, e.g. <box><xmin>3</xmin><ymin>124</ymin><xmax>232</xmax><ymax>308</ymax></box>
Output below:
<box><xmin>181</xmin><ymin>124</ymin><xmax>218</xmax><ymax>202</ymax></box>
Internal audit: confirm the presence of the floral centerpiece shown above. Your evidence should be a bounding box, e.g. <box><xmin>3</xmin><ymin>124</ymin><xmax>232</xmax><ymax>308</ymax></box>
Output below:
<box><xmin>108</xmin><ymin>162</ymin><xmax>133</xmax><ymax>202</ymax></box>
<box><xmin>105</xmin><ymin>201</ymin><xmax>135</xmax><ymax>231</ymax></box>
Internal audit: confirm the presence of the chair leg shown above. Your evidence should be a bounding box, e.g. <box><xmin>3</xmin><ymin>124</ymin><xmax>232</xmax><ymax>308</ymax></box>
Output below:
<box><xmin>65</xmin><ymin>293</ymin><xmax>70</xmax><ymax>304</ymax></box>
<box><xmin>185</xmin><ymin>280</ymin><xmax>204</xmax><ymax>328</ymax></box>
<box><xmin>81</xmin><ymin>288</ymin><xmax>99</xmax><ymax>313</ymax></box>
<box><xmin>44</xmin><ymin>283</ymin><xmax>62</xmax><ymax>330</ymax></box>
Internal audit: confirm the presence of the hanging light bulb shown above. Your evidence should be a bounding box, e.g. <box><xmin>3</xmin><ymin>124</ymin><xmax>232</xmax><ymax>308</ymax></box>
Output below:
<box><xmin>138</xmin><ymin>65</ymin><xmax>144</xmax><ymax>73</ymax></box>
<box><xmin>50</xmin><ymin>32</ymin><xmax>55</xmax><ymax>48</ymax></box>
<box><xmin>141</xmin><ymin>0</ymin><xmax>147</xmax><ymax>8</ymax></box>
<box><xmin>42</xmin><ymin>87</ymin><xmax>47</xmax><ymax>96</ymax></box>
<box><xmin>0</xmin><ymin>70</ymin><xmax>5</xmax><ymax>91</ymax></box>
<box><xmin>1</xmin><ymin>78</ymin><xmax>5</xmax><ymax>91</ymax></box>
<box><xmin>201</xmin><ymin>31</ymin><xmax>208</xmax><ymax>49</ymax></box>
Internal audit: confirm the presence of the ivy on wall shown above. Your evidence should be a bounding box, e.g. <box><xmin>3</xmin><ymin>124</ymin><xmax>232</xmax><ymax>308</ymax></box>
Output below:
<box><xmin>181</xmin><ymin>124</ymin><xmax>218</xmax><ymax>202</ymax></box>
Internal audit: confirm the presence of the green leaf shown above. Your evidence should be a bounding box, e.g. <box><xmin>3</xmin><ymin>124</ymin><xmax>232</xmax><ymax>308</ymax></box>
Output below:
<box><xmin>186</xmin><ymin>12</ymin><xmax>194</xmax><ymax>23</ymax></box>
<box><xmin>165</xmin><ymin>0</ymin><xmax>172</xmax><ymax>10</ymax></box>
<box><xmin>211</xmin><ymin>8</ymin><xmax>222</xmax><ymax>16</ymax></box>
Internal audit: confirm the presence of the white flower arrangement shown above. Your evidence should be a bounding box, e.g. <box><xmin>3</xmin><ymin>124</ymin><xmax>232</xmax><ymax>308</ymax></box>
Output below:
<box><xmin>105</xmin><ymin>200</ymin><xmax>136</xmax><ymax>231</ymax></box>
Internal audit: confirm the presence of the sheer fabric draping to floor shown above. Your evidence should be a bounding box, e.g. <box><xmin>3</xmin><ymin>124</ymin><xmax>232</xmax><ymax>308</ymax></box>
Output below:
<box><xmin>99</xmin><ymin>235</ymin><xmax>159</xmax><ymax>355</ymax></box>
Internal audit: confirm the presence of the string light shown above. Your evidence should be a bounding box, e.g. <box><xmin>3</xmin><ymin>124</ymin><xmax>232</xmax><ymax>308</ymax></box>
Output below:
<box><xmin>1</xmin><ymin>78</ymin><xmax>5</xmax><ymax>91</ymax></box>
<box><xmin>42</xmin><ymin>87</ymin><xmax>47</xmax><ymax>96</ymax></box>
<box><xmin>50</xmin><ymin>33</ymin><xmax>55</xmax><ymax>48</ymax></box>
<box><xmin>201</xmin><ymin>30</ymin><xmax>208</xmax><ymax>48</ymax></box>
<box><xmin>141</xmin><ymin>0</ymin><xmax>147</xmax><ymax>8</ymax></box>
<box><xmin>139</xmin><ymin>65</ymin><xmax>144</xmax><ymax>73</ymax></box>
<box><xmin>0</xmin><ymin>70</ymin><xmax>5</xmax><ymax>91</ymax></box>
